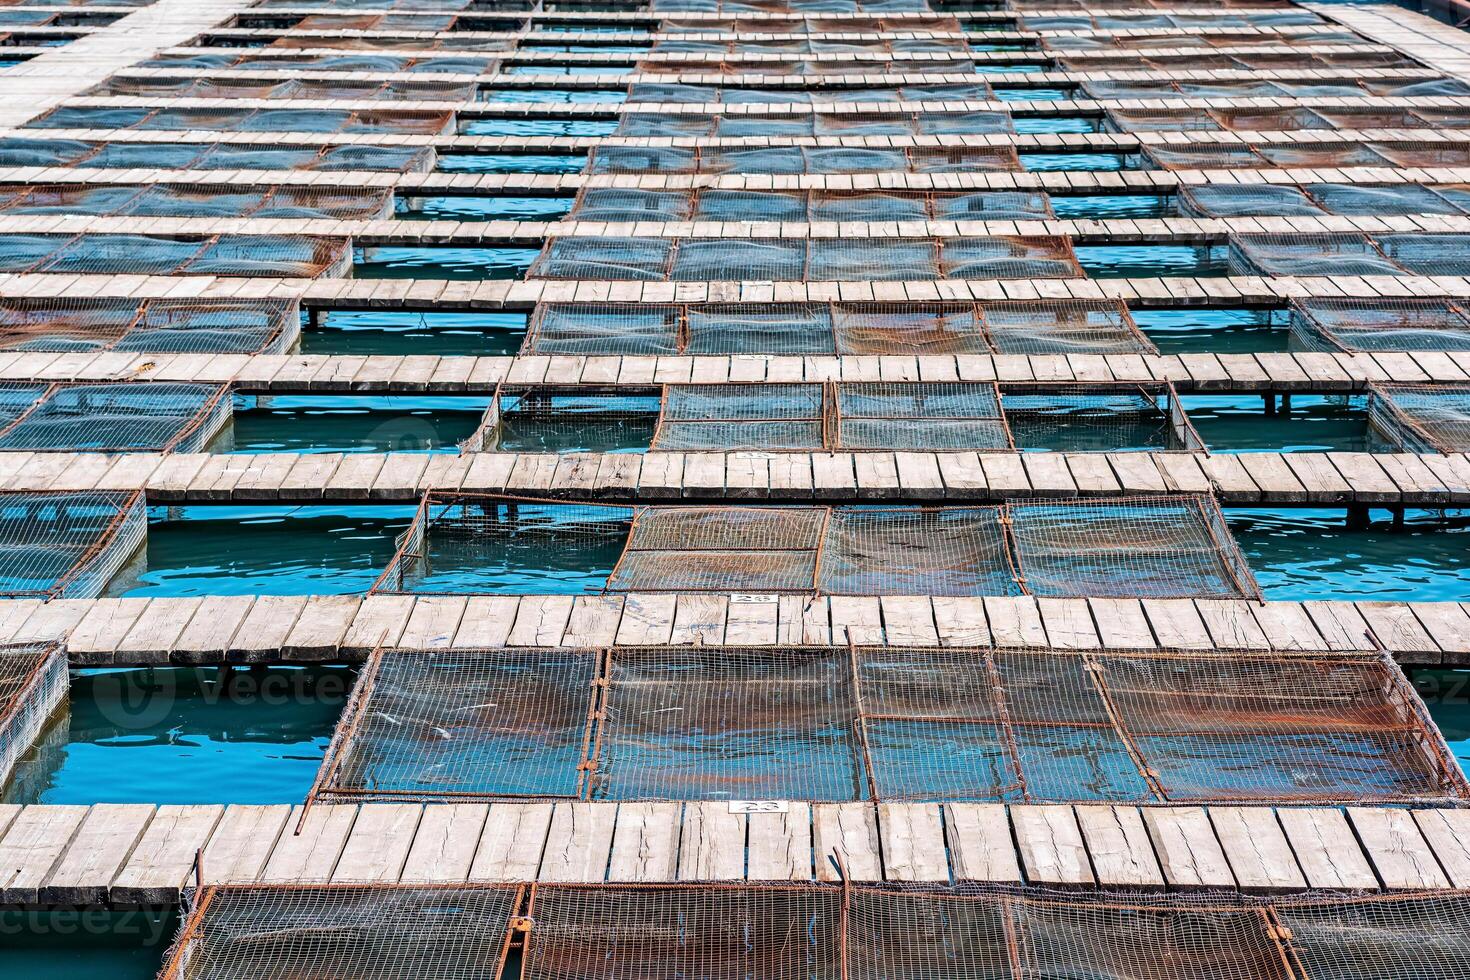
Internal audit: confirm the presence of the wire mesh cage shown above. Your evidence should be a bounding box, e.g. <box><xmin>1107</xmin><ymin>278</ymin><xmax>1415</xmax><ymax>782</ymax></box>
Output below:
<box><xmin>1181</xmin><ymin>183</ymin><xmax>1470</xmax><ymax>219</ymax></box>
<box><xmin>100</xmin><ymin>76</ymin><xmax>479</xmax><ymax>103</ymax></box>
<box><xmin>27</xmin><ymin>105</ymin><xmax>455</xmax><ymax>136</ymax></box>
<box><xmin>565</xmin><ymin>188</ymin><xmax>1055</xmax><ymax>224</ymax></box>
<box><xmin>0</xmin><ymin>137</ymin><xmax>434</xmax><ymax>173</ymax></box>
<box><xmin>521</xmin><ymin>301</ymin><xmax>1155</xmax><ymax>356</ymax></box>
<box><xmin>0</xmin><ymin>297</ymin><xmax>300</xmax><ymax>354</ymax></box>
<box><xmin>162</xmin><ymin>883</ymin><xmax>1470</xmax><ymax>980</ymax></box>
<box><xmin>1002</xmin><ymin>383</ymin><xmax>1204</xmax><ymax>453</ymax></box>
<box><xmin>0</xmin><ymin>233</ymin><xmax>353</xmax><ymax>278</ymax></box>
<box><xmin>585</xmin><ymin>144</ymin><xmax>1023</xmax><ymax>176</ymax></box>
<box><xmin>0</xmin><ymin>382</ymin><xmax>231</xmax><ymax>453</ymax></box>
<box><xmin>527</xmin><ymin>237</ymin><xmax>1082</xmax><ymax>282</ymax></box>
<box><xmin>1225</xmin><ymin>233</ymin><xmax>1470</xmax><ymax>278</ymax></box>
<box><xmin>373</xmin><ymin>495</ymin><xmax>1254</xmax><ymax>600</ymax></box>
<box><xmin>1368</xmin><ymin>383</ymin><xmax>1470</xmax><ymax>454</ymax></box>
<box><xmin>159</xmin><ymin>884</ymin><xmax>523</xmax><ymax>980</ymax></box>
<box><xmin>0</xmin><ymin>490</ymin><xmax>146</xmax><ymax>599</ymax></box>
<box><xmin>0</xmin><ymin>183</ymin><xmax>395</xmax><ymax>220</ymax></box>
<box><xmin>310</xmin><ymin>644</ymin><xmax>1460</xmax><ymax>804</ymax></box>
<box><xmin>0</xmin><ymin>642</ymin><xmax>66</xmax><ymax>794</ymax></box>
<box><xmin>1289</xmin><ymin>298</ymin><xmax>1470</xmax><ymax>353</ymax></box>
<box><xmin>613</xmin><ymin>111</ymin><xmax>1015</xmax><ymax>140</ymax></box>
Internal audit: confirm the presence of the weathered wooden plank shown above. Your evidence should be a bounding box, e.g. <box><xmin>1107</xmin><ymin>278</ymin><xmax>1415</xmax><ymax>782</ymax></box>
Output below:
<box><xmin>944</xmin><ymin>803</ymin><xmax>1021</xmax><ymax>883</ymax></box>
<box><xmin>41</xmin><ymin>804</ymin><xmax>153</xmax><ymax>904</ymax></box>
<box><xmin>0</xmin><ymin>805</ymin><xmax>88</xmax><ymax>903</ymax></box>
<box><xmin>679</xmin><ymin>802</ymin><xmax>744</xmax><ymax>881</ymax></box>
<box><xmin>1347</xmin><ymin>806</ymin><xmax>1451</xmax><ymax>890</ymax></box>
<box><xmin>607</xmin><ymin>802</ymin><xmax>681</xmax><ymax>882</ymax></box>
<box><xmin>1074</xmin><ymin>805</ymin><xmax>1164</xmax><ymax>888</ymax></box>
<box><xmin>259</xmin><ymin>805</ymin><xmax>357</xmax><ymax>884</ymax></box>
<box><xmin>399</xmin><ymin>803</ymin><xmax>489</xmax><ymax>884</ymax></box>
<box><xmin>1276</xmin><ymin>807</ymin><xmax>1378</xmax><ymax>890</ymax></box>
<box><xmin>814</xmin><ymin>801</ymin><xmax>882</xmax><ymax>882</ymax></box>
<box><xmin>332</xmin><ymin>803</ymin><xmax>422</xmax><ymax>883</ymax></box>
<box><xmin>469</xmin><ymin>802</ymin><xmax>554</xmax><ymax>883</ymax></box>
<box><xmin>1205</xmin><ymin>807</ymin><xmax>1306</xmax><ymax>892</ymax></box>
<box><xmin>877</xmin><ymin>802</ymin><xmax>948</xmax><ymax>882</ymax></box>
<box><xmin>746</xmin><ymin>804</ymin><xmax>812</xmax><ymax>880</ymax></box>
<box><xmin>1012</xmin><ymin>805</ymin><xmax>1093</xmax><ymax>886</ymax></box>
<box><xmin>112</xmin><ymin>804</ymin><xmax>224</xmax><ymax>903</ymax></box>
<box><xmin>1141</xmin><ymin>806</ymin><xmax>1235</xmax><ymax>889</ymax></box>
<box><xmin>201</xmin><ymin>805</ymin><xmax>291</xmax><ymax>885</ymax></box>
<box><xmin>1413</xmin><ymin>808</ymin><xmax>1470</xmax><ymax>888</ymax></box>
<box><xmin>538</xmin><ymin>802</ymin><xmax>616</xmax><ymax>882</ymax></box>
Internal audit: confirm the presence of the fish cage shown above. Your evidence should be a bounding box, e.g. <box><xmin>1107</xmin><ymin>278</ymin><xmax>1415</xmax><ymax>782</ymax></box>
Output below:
<box><xmin>142</xmin><ymin>52</ymin><xmax>497</xmax><ymax>73</ymax></box>
<box><xmin>0</xmin><ymin>642</ymin><xmax>66</xmax><ymax>793</ymax></box>
<box><xmin>520</xmin><ymin>300</ymin><xmax>1157</xmax><ymax>356</ymax></box>
<box><xmin>1367</xmin><ymin>384</ymin><xmax>1470</xmax><ymax>454</ymax></box>
<box><xmin>566</xmin><ymin>188</ymin><xmax>1055</xmax><ymax>223</ymax></box>
<box><xmin>0</xmin><ymin>296</ymin><xmax>299</xmax><ymax>354</ymax></box>
<box><xmin>1289</xmin><ymin>298</ymin><xmax>1470</xmax><ymax>353</ymax></box>
<box><xmin>0</xmin><ymin>490</ymin><xmax>146</xmax><ymax>599</ymax></box>
<box><xmin>1143</xmin><ymin>141</ymin><xmax>1397</xmax><ymax>171</ymax></box>
<box><xmin>526</xmin><ymin>236</ymin><xmax>1083</xmax><ymax>282</ymax></box>
<box><xmin>161</xmin><ymin>882</ymin><xmax>1470</xmax><ymax>980</ymax></box>
<box><xmin>0</xmin><ymin>382</ymin><xmax>231</xmax><ymax>453</ymax></box>
<box><xmin>1179</xmin><ymin>183</ymin><xmax>1468</xmax><ymax>219</ymax></box>
<box><xmin>0</xmin><ymin>136</ymin><xmax>436</xmax><ymax>173</ymax></box>
<box><xmin>0</xmin><ymin>233</ymin><xmax>353</xmax><ymax>277</ymax></box>
<box><xmin>633</xmin><ymin>57</ymin><xmax>976</xmax><ymax>75</ymax></box>
<box><xmin>372</xmin><ymin>494</ymin><xmax>1258</xmax><ymax>599</ymax></box>
<box><xmin>0</xmin><ymin>183</ymin><xmax>394</xmax><ymax>220</ymax></box>
<box><xmin>650</xmin><ymin>36</ymin><xmax>973</xmax><ymax>54</ymax></box>
<box><xmin>623</xmin><ymin>82</ymin><xmax>995</xmax><ymax>104</ymax></box>
<box><xmin>1227</xmin><ymin>233</ymin><xmax>1470</xmax><ymax>278</ymax></box>
<box><xmin>26</xmin><ymin>105</ymin><xmax>456</xmax><ymax>136</ymax></box>
<box><xmin>463</xmin><ymin>381</ymin><xmax>1198</xmax><ymax>453</ymax></box>
<box><xmin>613</xmin><ymin>111</ymin><xmax>1015</xmax><ymax>139</ymax></box>
<box><xmin>99</xmin><ymin>76</ymin><xmax>479</xmax><ymax>102</ymax></box>
<box><xmin>584</xmin><ymin>143</ymin><xmax>1023</xmax><ymax>176</ymax></box>
<box><xmin>308</xmin><ymin>643</ymin><xmax>1459</xmax><ymax>804</ymax></box>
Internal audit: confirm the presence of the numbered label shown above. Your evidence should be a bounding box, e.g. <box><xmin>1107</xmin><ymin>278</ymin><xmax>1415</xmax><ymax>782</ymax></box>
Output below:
<box><xmin>729</xmin><ymin>801</ymin><xmax>789</xmax><ymax>814</ymax></box>
<box><xmin>730</xmin><ymin>593</ymin><xmax>779</xmax><ymax>603</ymax></box>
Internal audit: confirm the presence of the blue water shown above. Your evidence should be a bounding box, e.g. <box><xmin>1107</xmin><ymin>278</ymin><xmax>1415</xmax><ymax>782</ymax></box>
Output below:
<box><xmin>479</xmin><ymin>88</ymin><xmax>626</xmax><ymax>103</ymax></box>
<box><xmin>1052</xmin><ymin>195</ymin><xmax>1171</xmax><ymax>219</ymax></box>
<box><xmin>116</xmin><ymin>506</ymin><xmax>415</xmax><ymax>597</ymax></box>
<box><xmin>0</xmin><ymin>911</ymin><xmax>173</xmax><ymax>980</ymax></box>
<box><xmin>3</xmin><ymin>667</ymin><xmax>348</xmax><ymax>806</ymax></box>
<box><xmin>459</xmin><ymin>118</ymin><xmax>615</xmax><ymax>137</ymax></box>
<box><xmin>1417</xmin><ymin>669</ymin><xmax>1470</xmax><ymax>777</ymax></box>
<box><xmin>1229</xmin><ymin>508</ymin><xmax>1470</xmax><ymax>602</ymax></box>
<box><xmin>397</xmin><ymin>194</ymin><xmax>572</xmax><ymax>221</ymax></box>
<box><xmin>1075</xmin><ymin>244</ymin><xmax>1228</xmax><ymax>279</ymax></box>
<box><xmin>437</xmin><ymin>153</ymin><xmax>585</xmax><ymax>174</ymax></box>
<box><xmin>1183</xmin><ymin>395</ymin><xmax>1370</xmax><ymax>453</ymax></box>
<box><xmin>1020</xmin><ymin>153</ymin><xmax>1130</xmax><ymax>172</ymax></box>
<box><xmin>1132</xmin><ymin>308</ymin><xmax>1289</xmax><ymax>354</ymax></box>
<box><xmin>1014</xmin><ymin>117</ymin><xmax>1099</xmax><ymax>134</ymax></box>
<box><xmin>301</xmin><ymin>310</ymin><xmax>527</xmax><ymax>356</ymax></box>
<box><xmin>354</xmin><ymin>246</ymin><xmax>539</xmax><ymax>280</ymax></box>
<box><xmin>229</xmin><ymin>395</ymin><xmax>489</xmax><ymax>454</ymax></box>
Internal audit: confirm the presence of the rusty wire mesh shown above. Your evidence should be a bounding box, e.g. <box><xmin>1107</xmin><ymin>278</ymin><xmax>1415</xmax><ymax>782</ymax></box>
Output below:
<box><xmin>567</xmin><ymin>188</ymin><xmax>1054</xmax><ymax>223</ymax></box>
<box><xmin>0</xmin><ymin>642</ymin><xmax>66</xmax><ymax>794</ymax></box>
<box><xmin>1290</xmin><ymin>298</ymin><xmax>1470</xmax><ymax>353</ymax></box>
<box><xmin>1228</xmin><ymin>232</ymin><xmax>1470</xmax><ymax>278</ymax></box>
<box><xmin>0</xmin><ymin>136</ymin><xmax>435</xmax><ymax>173</ymax></box>
<box><xmin>0</xmin><ymin>490</ymin><xmax>145</xmax><ymax>599</ymax></box>
<box><xmin>0</xmin><ymin>381</ymin><xmax>231</xmax><ymax>453</ymax></box>
<box><xmin>310</xmin><ymin>644</ymin><xmax>1460</xmax><ymax>804</ymax></box>
<box><xmin>0</xmin><ymin>296</ymin><xmax>300</xmax><ymax>354</ymax></box>
<box><xmin>1368</xmin><ymin>383</ymin><xmax>1470</xmax><ymax>454</ymax></box>
<box><xmin>373</xmin><ymin>495</ymin><xmax>1255</xmax><ymax>599</ymax></box>
<box><xmin>0</xmin><ymin>233</ymin><xmax>352</xmax><ymax>277</ymax></box>
<box><xmin>1180</xmin><ymin>183</ymin><xmax>1469</xmax><ymax>219</ymax></box>
<box><xmin>98</xmin><ymin>75</ymin><xmax>478</xmax><ymax>102</ymax></box>
<box><xmin>0</xmin><ymin>183</ymin><xmax>394</xmax><ymax>220</ymax></box>
<box><xmin>585</xmin><ymin>144</ymin><xmax>1022</xmax><ymax>176</ymax></box>
<box><xmin>26</xmin><ymin>104</ymin><xmax>455</xmax><ymax>135</ymax></box>
<box><xmin>613</xmin><ymin>110</ymin><xmax>1015</xmax><ymax>139</ymax></box>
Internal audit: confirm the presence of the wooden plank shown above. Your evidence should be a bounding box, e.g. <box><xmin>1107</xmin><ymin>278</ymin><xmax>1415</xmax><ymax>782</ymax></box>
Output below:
<box><xmin>41</xmin><ymin>803</ymin><xmax>154</xmax><ymax>904</ymax></box>
<box><xmin>1141</xmin><ymin>807</ymin><xmax>1235</xmax><ymax>889</ymax></box>
<box><xmin>399</xmin><ymin>803</ymin><xmax>490</xmax><ymax>884</ymax></box>
<box><xmin>813</xmin><ymin>802</ymin><xmax>882</xmax><ymax>882</ymax></box>
<box><xmin>112</xmin><ymin>804</ymin><xmax>225</xmax><ymax>903</ymax></box>
<box><xmin>1074</xmin><ymin>805</ymin><xmax>1164</xmax><ymax>888</ymax></box>
<box><xmin>1412</xmin><ymin>809</ymin><xmax>1470</xmax><ymax>888</ymax></box>
<box><xmin>877</xmin><ymin>802</ymin><xmax>948</xmax><ymax>882</ymax></box>
<box><xmin>469</xmin><ymin>802</ymin><xmax>554</xmax><ymax>883</ymax></box>
<box><xmin>746</xmin><ymin>804</ymin><xmax>812</xmax><ymax>880</ymax></box>
<box><xmin>1347</xmin><ymin>806</ymin><xmax>1451</xmax><ymax>890</ymax></box>
<box><xmin>0</xmin><ymin>805</ymin><xmax>88</xmax><ymax>903</ymax></box>
<box><xmin>1207</xmin><ymin>807</ymin><xmax>1306</xmax><ymax>893</ymax></box>
<box><xmin>259</xmin><ymin>804</ymin><xmax>357</xmax><ymax>883</ymax></box>
<box><xmin>538</xmin><ymin>802</ymin><xmax>615</xmax><ymax>882</ymax></box>
<box><xmin>678</xmin><ymin>802</ymin><xmax>744</xmax><ymax>881</ymax></box>
<box><xmin>1275</xmin><ymin>808</ymin><xmax>1378</xmax><ymax>890</ymax></box>
<box><xmin>332</xmin><ymin>803</ymin><xmax>422</xmax><ymax>883</ymax></box>
<box><xmin>201</xmin><ymin>805</ymin><xmax>291</xmax><ymax>885</ymax></box>
<box><xmin>943</xmin><ymin>803</ymin><xmax>1021</xmax><ymax>883</ymax></box>
<box><xmin>1012</xmin><ymin>805</ymin><xmax>1093</xmax><ymax>886</ymax></box>
<box><xmin>607</xmin><ymin>802</ymin><xmax>681</xmax><ymax>882</ymax></box>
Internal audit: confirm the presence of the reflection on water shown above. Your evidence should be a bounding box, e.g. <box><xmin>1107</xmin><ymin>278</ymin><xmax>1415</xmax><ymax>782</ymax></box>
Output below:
<box><xmin>1075</xmin><ymin>244</ymin><xmax>1228</xmax><ymax>279</ymax></box>
<box><xmin>228</xmin><ymin>394</ymin><xmax>490</xmax><ymax>454</ymax></box>
<box><xmin>1132</xmin><ymin>307</ymin><xmax>1289</xmax><ymax>354</ymax></box>
<box><xmin>1417</xmin><ymin>668</ymin><xmax>1470</xmax><ymax>778</ymax></box>
<box><xmin>1183</xmin><ymin>395</ymin><xmax>1370</xmax><ymax>453</ymax></box>
<box><xmin>302</xmin><ymin>310</ymin><xmax>527</xmax><ymax>357</ymax></box>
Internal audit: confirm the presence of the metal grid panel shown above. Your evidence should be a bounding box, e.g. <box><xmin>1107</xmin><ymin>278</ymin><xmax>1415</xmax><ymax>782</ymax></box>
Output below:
<box><xmin>1368</xmin><ymin>383</ymin><xmax>1470</xmax><ymax>454</ymax></box>
<box><xmin>1289</xmin><ymin>298</ymin><xmax>1470</xmax><ymax>353</ymax></box>
<box><xmin>0</xmin><ymin>490</ymin><xmax>146</xmax><ymax>599</ymax></box>
<box><xmin>0</xmin><ymin>381</ymin><xmax>231</xmax><ymax>453</ymax></box>
<box><xmin>0</xmin><ymin>183</ymin><xmax>394</xmax><ymax>220</ymax></box>
<box><xmin>0</xmin><ymin>233</ymin><xmax>352</xmax><ymax>278</ymax></box>
<box><xmin>0</xmin><ymin>642</ymin><xmax>66</xmax><ymax>793</ymax></box>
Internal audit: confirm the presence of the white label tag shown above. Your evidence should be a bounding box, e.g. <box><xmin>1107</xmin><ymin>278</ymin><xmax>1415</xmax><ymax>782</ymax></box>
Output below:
<box><xmin>730</xmin><ymin>593</ymin><xmax>779</xmax><ymax>603</ymax></box>
<box><xmin>733</xmin><ymin>452</ymin><xmax>777</xmax><ymax>460</ymax></box>
<box><xmin>729</xmin><ymin>801</ymin><xmax>789</xmax><ymax>814</ymax></box>
<box><xmin>734</xmin><ymin>354</ymin><xmax>774</xmax><ymax>361</ymax></box>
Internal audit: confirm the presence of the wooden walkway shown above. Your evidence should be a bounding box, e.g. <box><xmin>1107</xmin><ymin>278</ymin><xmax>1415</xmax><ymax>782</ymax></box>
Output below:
<box><xmin>0</xmin><ymin>800</ymin><xmax>1464</xmax><ymax>903</ymax></box>
<box><xmin>5</xmin><ymin>593</ymin><xmax>1466</xmax><ymax>667</ymax></box>
<box><xmin>0</xmin><ymin>448</ymin><xmax>1467</xmax><ymax>508</ymax></box>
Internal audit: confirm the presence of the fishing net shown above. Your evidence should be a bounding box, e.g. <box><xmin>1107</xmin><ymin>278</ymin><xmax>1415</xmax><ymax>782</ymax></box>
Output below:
<box><xmin>528</xmin><ymin>237</ymin><xmax>1081</xmax><ymax>281</ymax></box>
<box><xmin>142</xmin><ymin>51</ymin><xmax>497</xmax><ymax>73</ymax></box>
<box><xmin>833</xmin><ymin>382</ymin><xmax>1012</xmax><ymax>450</ymax></box>
<box><xmin>1002</xmin><ymin>383</ymin><xmax>1203</xmax><ymax>452</ymax></box>
<box><xmin>0</xmin><ymin>138</ymin><xmax>434</xmax><ymax>173</ymax></box>
<box><xmin>309</xmin><ymin>643</ymin><xmax>1457</xmax><ymax>804</ymax></box>
<box><xmin>1007</xmin><ymin>495</ymin><xmax>1260</xmax><ymax>600</ymax></box>
<box><xmin>566</xmin><ymin>189</ymin><xmax>1054</xmax><ymax>223</ymax></box>
<box><xmin>521</xmin><ymin>301</ymin><xmax>1154</xmax><ymax>356</ymax></box>
<box><xmin>0</xmin><ymin>642</ymin><xmax>66</xmax><ymax>794</ymax></box>
<box><xmin>650</xmin><ymin>383</ymin><xmax>827</xmax><ymax>451</ymax></box>
<box><xmin>159</xmin><ymin>885</ymin><xmax>522</xmax><ymax>980</ymax></box>
<box><xmin>0</xmin><ymin>490</ymin><xmax>146</xmax><ymax>599</ymax></box>
<box><xmin>0</xmin><ymin>297</ymin><xmax>298</xmax><ymax>354</ymax></box>
<box><xmin>0</xmin><ymin>382</ymin><xmax>230</xmax><ymax>453</ymax></box>
<box><xmin>585</xmin><ymin>144</ymin><xmax>1021</xmax><ymax>176</ymax></box>
<box><xmin>1290</xmin><ymin>298</ymin><xmax>1470</xmax><ymax>353</ymax></box>
<box><xmin>26</xmin><ymin>105</ymin><xmax>454</xmax><ymax>136</ymax></box>
<box><xmin>1368</xmin><ymin>383</ymin><xmax>1470</xmax><ymax>454</ymax></box>
<box><xmin>1143</xmin><ymin>142</ymin><xmax>1392</xmax><ymax>171</ymax></box>
<box><xmin>0</xmin><ymin>233</ymin><xmax>352</xmax><ymax>277</ymax></box>
<box><xmin>609</xmin><ymin>506</ymin><xmax>827</xmax><ymax>593</ymax></box>
<box><xmin>613</xmin><ymin>111</ymin><xmax>1015</xmax><ymax>139</ymax></box>
<box><xmin>0</xmin><ymin>183</ymin><xmax>393</xmax><ymax>220</ymax></box>
<box><xmin>1231</xmin><ymin>233</ymin><xmax>1470</xmax><ymax>277</ymax></box>
<box><xmin>99</xmin><ymin>76</ymin><xmax>479</xmax><ymax>102</ymax></box>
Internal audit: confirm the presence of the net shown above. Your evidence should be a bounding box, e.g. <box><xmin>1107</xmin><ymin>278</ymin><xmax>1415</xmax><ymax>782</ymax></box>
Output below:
<box><xmin>1228</xmin><ymin>233</ymin><xmax>1428</xmax><ymax>278</ymax></box>
<box><xmin>1002</xmin><ymin>383</ymin><xmax>1204</xmax><ymax>452</ymax></box>
<box><xmin>99</xmin><ymin>76</ymin><xmax>479</xmax><ymax>102</ymax></box>
<box><xmin>0</xmin><ymin>642</ymin><xmax>66</xmax><ymax>794</ymax></box>
<box><xmin>142</xmin><ymin>51</ymin><xmax>497</xmax><ymax>73</ymax></box>
<box><xmin>1183</xmin><ymin>183</ymin><xmax>1468</xmax><ymax>219</ymax></box>
<box><xmin>376</xmin><ymin>495</ymin><xmax>1252</xmax><ymax>599</ymax></box>
<box><xmin>26</xmin><ymin>105</ymin><xmax>455</xmax><ymax>136</ymax></box>
<box><xmin>522</xmin><ymin>301</ymin><xmax>1154</xmax><ymax>356</ymax></box>
<box><xmin>0</xmin><ymin>382</ymin><xmax>230</xmax><ymax>453</ymax></box>
<box><xmin>159</xmin><ymin>884</ymin><xmax>522</xmax><ymax>980</ymax></box>
<box><xmin>0</xmin><ymin>183</ymin><xmax>394</xmax><ymax>220</ymax></box>
<box><xmin>0</xmin><ymin>490</ymin><xmax>146</xmax><ymax>599</ymax></box>
<box><xmin>0</xmin><ymin>138</ymin><xmax>435</xmax><ymax>173</ymax></box>
<box><xmin>1290</xmin><ymin>298</ymin><xmax>1470</xmax><ymax>353</ymax></box>
<box><xmin>585</xmin><ymin>144</ymin><xmax>1023</xmax><ymax>176</ymax></box>
<box><xmin>1368</xmin><ymin>383</ymin><xmax>1470</xmax><ymax>454</ymax></box>
<box><xmin>613</xmin><ymin>111</ymin><xmax>1015</xmax><ymax>139</ymax></box>
<box><xmin>566</xmin><ymin>188</ymin><xmax>1054</xmax><ymax>223</ymax></box>
<box><xmin>163</xmin><ymin>884</ymin><xmax>1470</xmax><ymax>980</ymax></box>
<box><xmin>0</xmin><ymin>297</ymin><xmax>299</xmax><ymax>354</ymax></box>
<box><xmin>310</xmin><ymin>644</ymin><xmax>1460</xmax><ymax>804</ymax></box>
<box><xmin>527</xmin><ymin>237</ymin><xmax>1082</xmax><ymax>281</ymax></box>
<box><xmin>0</xmin><ymin>233</ymin><xmax>352</xmax><ymax>277</ymax></box>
